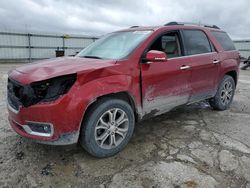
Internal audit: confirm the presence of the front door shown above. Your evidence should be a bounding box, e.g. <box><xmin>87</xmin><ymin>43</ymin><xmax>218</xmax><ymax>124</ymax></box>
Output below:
<box><xmin>141</xmin><ymin>31</ymin><xmax>192</xmax><ymax>116</ymax></box>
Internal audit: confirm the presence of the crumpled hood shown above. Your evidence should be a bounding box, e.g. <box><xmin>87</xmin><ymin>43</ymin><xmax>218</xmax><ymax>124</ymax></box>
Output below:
<box><xmin>9</xmin><ymin>57</ymin><xmax>117</xmax><ymax>84</ymax></box>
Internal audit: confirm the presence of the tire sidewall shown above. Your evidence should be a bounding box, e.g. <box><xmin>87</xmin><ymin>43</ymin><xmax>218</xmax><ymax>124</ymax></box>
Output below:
<box><xmin>81</xmin><ymin>99</ymin><xmax>135</xmax><ymax>158</ymax></box>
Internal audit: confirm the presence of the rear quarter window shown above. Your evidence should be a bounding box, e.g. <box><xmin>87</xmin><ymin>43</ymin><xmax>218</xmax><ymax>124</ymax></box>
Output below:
<box><xmin>211</xmin><ymin>31</ymin><xmax>236</xmax><ymax>51</ymax></box>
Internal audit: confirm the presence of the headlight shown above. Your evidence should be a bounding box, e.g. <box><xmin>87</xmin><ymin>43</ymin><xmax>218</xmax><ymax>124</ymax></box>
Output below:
<box><xmin>32</xmin><ymin>73</ymin><xmax>77</xmax><ymax>102</ymax></box>
<box><xmin>20</xmin><ymin>74</ymin><xmax>77</xmax><ymax>107</ymax></box>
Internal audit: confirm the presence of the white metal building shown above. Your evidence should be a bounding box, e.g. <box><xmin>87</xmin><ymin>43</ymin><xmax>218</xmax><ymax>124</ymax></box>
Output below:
<box><xmin>233</xmin><ymin>40</ymin><xmax>250</xmax><ymax>58</ymax></box>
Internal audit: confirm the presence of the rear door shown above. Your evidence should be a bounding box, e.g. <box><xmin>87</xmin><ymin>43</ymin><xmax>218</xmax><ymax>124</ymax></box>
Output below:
<box><xmin>181</xmin><ymin>29</ymin><xmax>220</xmax><ymax>102</ymax></box>
<box><xmin>141</xmin><ymin>30</ymin><xmax>192</xmax><ymax>116</ymax></box>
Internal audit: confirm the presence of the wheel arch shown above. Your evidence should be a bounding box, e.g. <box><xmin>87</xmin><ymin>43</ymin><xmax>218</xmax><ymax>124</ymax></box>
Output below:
<box><xmin>225</xmin><ymin>70</ymin><xmax>237</xmax><ymax>85</ymax></box>
<box><xmin>95</xmin><ymin>91</ymin><xmax>139</xmax><ymax>121</ymax></box>
<box><xmin>80</xmin><ymin>91</ymin><xmax>139</xmax><ymax>134</ymax></box>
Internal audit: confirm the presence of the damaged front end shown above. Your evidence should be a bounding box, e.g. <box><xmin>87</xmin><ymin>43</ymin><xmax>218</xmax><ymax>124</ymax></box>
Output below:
<box><xmin>7</xmin><ymin>74</ymin><xmax>77</xmax><ymax>112</ymax></box>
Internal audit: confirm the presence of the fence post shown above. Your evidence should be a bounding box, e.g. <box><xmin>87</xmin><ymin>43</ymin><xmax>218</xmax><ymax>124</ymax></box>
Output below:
<box><xmin>62</xmin><ymin>35</ymin><xmax>65</xmax><ymax>50</ymax></box>
<box><xmin>28</xmin><ymin>33</ymin><xmax>31</xmax><ymax>63</ymax></box>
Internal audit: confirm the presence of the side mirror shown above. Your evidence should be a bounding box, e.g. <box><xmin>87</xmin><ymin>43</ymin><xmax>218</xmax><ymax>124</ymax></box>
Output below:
<box><xmin>145</xmin><ymin>50</ymin><xmax>167</xmax><ymax>63</ymax></box>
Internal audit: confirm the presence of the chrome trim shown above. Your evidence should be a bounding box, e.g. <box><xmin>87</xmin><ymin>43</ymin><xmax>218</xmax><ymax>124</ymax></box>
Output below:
<box><xmin>35</xmin><ymin>132</ymin><xmax>80</xmax><ymax>145</ymax></box>
<box><xmin>25</xmin><ymin>121</ymin><xmax>54</xmax><ymax>137</ymax></box>
<box><xmin>180</xmin><ymin>65</ymin><xmax>191</xmax><ymax>70</ymax></box>
<box><xmin>11</xmin><ymin>118</ymin><xmax>54</xmax><ymax>137</ymax></box>
<box><xmin>7</xmin><ymin>101</ymin><xmax>20</xmax><ymax>114</ymax></box>
<box><xmin>168</xmin><ymin>52</ymin><xmax>217</xmax><ymax>60</ymax></box>
<box><xmin>213</xmin><ymin>60</ymin><xmax>220</xmax><ymax>64</ymax></box>
<box><xmin>155</xmin><ymin>57</ymin><xmax>166</xmax><ymax>60</ymax></box>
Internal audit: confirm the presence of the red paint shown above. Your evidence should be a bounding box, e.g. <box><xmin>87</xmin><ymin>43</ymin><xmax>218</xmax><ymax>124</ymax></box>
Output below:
<box><xmin>7</xmin><ymin>25</ymin><xmax>240</xmax><ymax>144</ymax></box>
<box><xmin>146</xmin><ymin>50</ymin><xmax>167</xmax><ymax>61</ymax></box>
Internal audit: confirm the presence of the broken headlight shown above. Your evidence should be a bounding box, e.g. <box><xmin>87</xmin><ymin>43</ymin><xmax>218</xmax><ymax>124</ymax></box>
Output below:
<box><xmin>30</xmin><ymin>74</ymin><xmax>77</xmax><ymax>105</ymax></box>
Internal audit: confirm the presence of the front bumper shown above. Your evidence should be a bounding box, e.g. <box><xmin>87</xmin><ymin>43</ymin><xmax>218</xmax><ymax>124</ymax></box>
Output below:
<box><xmin>7</xmin><ymin>93</ymin><xmax>83</xmax><ymax>145</ymax></box>
<box><xmin>9</xmin><ymin>116</ymin><xmax>79</xmax><ymax>145</ymax></box>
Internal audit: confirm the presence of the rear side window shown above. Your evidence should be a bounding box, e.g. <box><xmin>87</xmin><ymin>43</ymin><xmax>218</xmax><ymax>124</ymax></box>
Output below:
<box><xmin>211</xmin><ymin>31</ymin><xmax>236</xmax><ymax>51</ymax></box>
<box><xmin>182</xmin><ymin>30</ymin><xmax>212</xmax><ymax>55</ymax></box>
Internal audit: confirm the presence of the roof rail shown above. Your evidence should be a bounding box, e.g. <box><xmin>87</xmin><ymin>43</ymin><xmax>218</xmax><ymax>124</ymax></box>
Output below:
<box><xmin>130</xmin><ymin>26</ymin><xmax>139</xmax><ymax>28</ymax></box>
<box><xmin>164</xmin><ymin>22</ymin><xmax>220</xmax><ymax>29</ymax></box>
<box><xmin>204</xmin><ymin>24</ymin><xmax>220</xmax><ymax>29</ymax></box>
<box><xmin>166</xmin><ymin>22</ymin><xmax>180</xmax><ymax>26</ymax></box>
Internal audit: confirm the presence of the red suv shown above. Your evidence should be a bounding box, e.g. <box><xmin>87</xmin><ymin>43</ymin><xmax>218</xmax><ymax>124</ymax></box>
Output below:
<box><xmin>7</xmin><ymin>22</ymin><xmax>240</xmax><ymax>157</ymax></box>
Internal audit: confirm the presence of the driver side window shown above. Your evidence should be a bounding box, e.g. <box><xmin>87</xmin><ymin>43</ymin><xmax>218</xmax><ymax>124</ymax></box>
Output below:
<box><xmin>149</xmin><ymin>31</ymin><xmax>182</xmax><ymax>58</ymax></box>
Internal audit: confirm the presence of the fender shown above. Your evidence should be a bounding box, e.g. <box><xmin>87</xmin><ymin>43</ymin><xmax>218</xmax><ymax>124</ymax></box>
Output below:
<box><xmin>219</xmin><ymin>58</ymin><xmax>239</xmax><ymax>84</ymax></box>
<box><xmin>69</xmin><ymin>73</ymin><xmax>140</xmax><ymax>132</ymax></box>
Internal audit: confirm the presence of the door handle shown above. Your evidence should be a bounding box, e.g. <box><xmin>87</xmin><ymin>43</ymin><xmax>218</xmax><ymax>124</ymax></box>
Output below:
<box><xmin>213</xmin><ymin>60</ymin><xmax>220</xmax><ymax>64</ymax></box>
<box><xmin>180</xmin><ymin>65</ymin><xmax>190</xmax><ymax>70</ymax></box>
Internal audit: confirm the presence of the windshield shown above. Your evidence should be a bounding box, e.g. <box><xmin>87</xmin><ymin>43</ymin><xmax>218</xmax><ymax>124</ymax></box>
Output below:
<box><xmin>77</xmin><ymin>31</ymin><xmax>152</xmax><ymax>60</ymax></box>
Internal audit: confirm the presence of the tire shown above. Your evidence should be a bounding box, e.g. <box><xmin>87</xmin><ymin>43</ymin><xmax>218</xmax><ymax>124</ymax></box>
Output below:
<box><xmin>79</xmin><ymin>98</ymin><xmax>135</xmax><ymax>158</ymax></box>
<box><xmin>209</xmin><ymin>75</ymin><xmax>235</xmax><ymax>111</ymax></box>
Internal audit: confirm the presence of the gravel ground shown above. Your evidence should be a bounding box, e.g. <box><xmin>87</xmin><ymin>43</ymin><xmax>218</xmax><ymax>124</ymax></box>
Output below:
<box><xmin>0</xmin><ymin>63</ymin><xmax>250</xmax><ymax>188</ymax></box>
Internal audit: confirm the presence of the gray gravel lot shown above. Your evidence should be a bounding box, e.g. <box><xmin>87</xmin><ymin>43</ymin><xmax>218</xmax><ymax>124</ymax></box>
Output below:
<box><xmin>0</xmin><ymin>63</ymin><xmax>250</xmax><ymax>188</ymax></box>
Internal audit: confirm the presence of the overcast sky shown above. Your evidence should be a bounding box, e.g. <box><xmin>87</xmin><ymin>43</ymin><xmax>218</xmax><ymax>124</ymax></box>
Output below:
<box><xmin>0</xmin><ymin>0</ymin><xmax>249</xmax><ymax>39</ymax></box>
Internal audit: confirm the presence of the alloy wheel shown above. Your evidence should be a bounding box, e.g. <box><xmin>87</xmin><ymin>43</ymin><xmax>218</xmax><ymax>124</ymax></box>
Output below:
<box><xmin>220</xmin><ymin>80</ymin><xmax>233</xmax><ymax>105</ymax></box>
<box><xmin>95</xmin><ymin>108</ymin><xmax>129</xmax><ymax>149</ymax></box>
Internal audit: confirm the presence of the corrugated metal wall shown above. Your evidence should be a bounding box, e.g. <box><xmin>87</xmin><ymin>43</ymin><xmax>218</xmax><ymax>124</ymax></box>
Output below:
<box><xmin>0</xmin><ymin>31</ymin><xmax>98</xmax><ymax>62</ymax></box>
<box><xmin>1</xmin><ymin>30</ymin><xmax>250</xmax><ymax>62</ymax></box>
<box><xmin>234</xmin><ymin>40</ymin><xmax>250</xmax><ymax>58</ymax></box>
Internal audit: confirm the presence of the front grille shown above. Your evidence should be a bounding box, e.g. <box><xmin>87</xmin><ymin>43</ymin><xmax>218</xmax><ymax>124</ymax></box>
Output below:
<box><xmin>7</xmin><ymin>78</ymin><xmax>23</xmax><ymax>111</ymax></box>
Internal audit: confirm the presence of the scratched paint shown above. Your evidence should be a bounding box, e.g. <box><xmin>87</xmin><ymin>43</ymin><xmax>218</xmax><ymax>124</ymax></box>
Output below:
<box><xmin>142</xmin><ymin>86</ymin><xmax>189</xmax><ymax>117</ymax></box>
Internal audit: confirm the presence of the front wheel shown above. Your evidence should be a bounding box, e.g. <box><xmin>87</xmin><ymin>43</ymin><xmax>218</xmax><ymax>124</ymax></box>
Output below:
<box><xmin>79</xmin><ymin>98</ymin><xmax>135</xmax><ymax>158</ymax></box>
<box><xmin>209</xmin><ymin>75</ymin><xmax>235</xmax><ymax>111</ymax></box>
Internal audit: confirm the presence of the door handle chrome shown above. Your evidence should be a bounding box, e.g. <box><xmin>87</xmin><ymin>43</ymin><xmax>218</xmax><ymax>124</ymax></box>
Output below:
<box><xmin>213</xmin><ymin>60</ymin><xmax>220</xmax><ymax>64</ymax></box>
<box><xmin>180</xmin><ymin>65</ymin><xmax>190</xmax><ymax>70</ymax></box>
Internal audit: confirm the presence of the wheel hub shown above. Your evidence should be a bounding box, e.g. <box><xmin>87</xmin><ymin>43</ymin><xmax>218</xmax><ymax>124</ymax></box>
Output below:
<box><xmin>109</xmin><ymin>124</ymin><xmax>116</xmax><ymax>133</ymax></box>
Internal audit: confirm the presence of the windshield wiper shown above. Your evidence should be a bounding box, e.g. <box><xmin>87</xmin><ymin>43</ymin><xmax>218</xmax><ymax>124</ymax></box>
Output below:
<box><xmin>81</xmin><ymin>55</ymin><xmax>103</xmax><ymax>59</ymax></box>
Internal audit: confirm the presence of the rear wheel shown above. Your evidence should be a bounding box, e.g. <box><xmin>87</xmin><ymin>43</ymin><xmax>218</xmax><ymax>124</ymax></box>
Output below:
<box><xmin>209</xmin><ymin>75</ymin><xmax>235</xmax><ymax>110</ymax></box>
<box><xmin>79</xmin><ymin>98</ymin><xmax>135</xmax><ymax>158</ymax></box>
